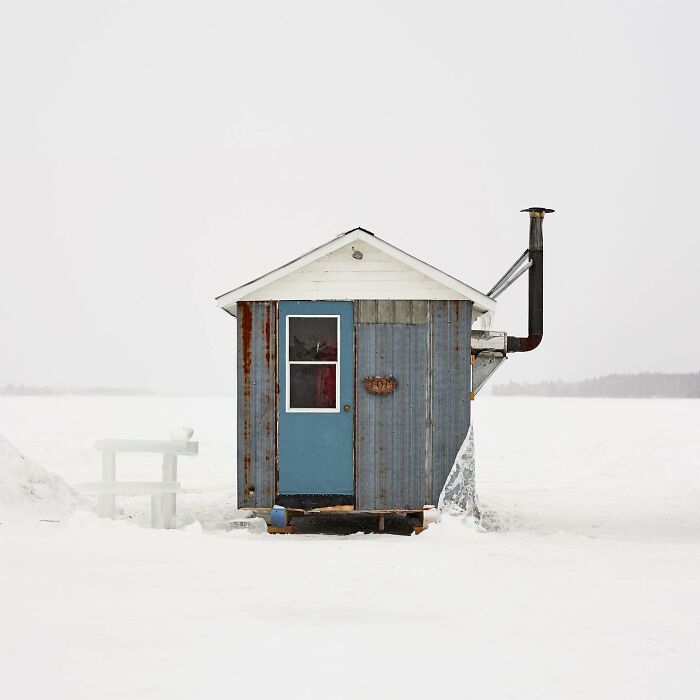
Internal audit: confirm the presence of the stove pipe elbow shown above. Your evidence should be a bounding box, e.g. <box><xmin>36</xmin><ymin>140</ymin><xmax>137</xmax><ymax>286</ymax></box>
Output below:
<box><xmin>506</xmin><ymin>207</ymin><xmax>554</xmax><ymax>353</ymax></box>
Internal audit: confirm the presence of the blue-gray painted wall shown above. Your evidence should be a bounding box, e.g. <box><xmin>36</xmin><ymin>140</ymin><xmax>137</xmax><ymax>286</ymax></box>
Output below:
<box><xmin>236</xmin><ymin>299</ymin><xmax>473</xmax><ymax>510</ymax></box>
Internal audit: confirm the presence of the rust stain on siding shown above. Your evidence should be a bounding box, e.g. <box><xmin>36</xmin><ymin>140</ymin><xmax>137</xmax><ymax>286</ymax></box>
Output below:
<box><xmin>238</xmin><ymin>303</ymin><xmax>253</xmax><ymax>493</ymax></box>
<box><xmin>264</xmin><ymin>305</ymin><xmax>272</xmax><ymax>368</ymax></box>
<box><xmin>239</xmin><ymin>303</ymin><xmax>253</xmax><ymax>386</ymax></box>
<box><xmin>237</xmin><ymin>301</ymin><xmax>277</xmax><ymax>509</ymax></box>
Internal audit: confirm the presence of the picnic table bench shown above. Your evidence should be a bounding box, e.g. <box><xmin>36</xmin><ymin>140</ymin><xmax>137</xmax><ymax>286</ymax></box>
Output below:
<box><xmin>76</xmin><ymin>431</ymin><xmax>199</xmax><ymax>529</ymax></box>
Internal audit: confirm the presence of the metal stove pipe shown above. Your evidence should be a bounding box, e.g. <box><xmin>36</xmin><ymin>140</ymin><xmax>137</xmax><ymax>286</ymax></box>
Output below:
<box><xmin>506</xmin><ymin>207</ymin><xmax>554</xmax><ymax>353</ymax></box>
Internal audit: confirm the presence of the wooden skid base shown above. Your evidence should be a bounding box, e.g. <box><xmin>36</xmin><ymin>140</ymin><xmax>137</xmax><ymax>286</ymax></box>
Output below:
<box><xmin>267</xmin><ymin>523</ymin><xmax>425</xmax><ymax>535</ymax></box>
<box><xmin>253</xmin><ymin>507</ymin><xmax>425</xmax><ymax>522</ymax></box>
<box><xmin>252</xmin><ymin>507</ymin><xmax>427</xmax><ymax>536</ymax></box>
<box><xmin>267</xmin><ymin>525</ymin><xmax>295</xmax><ymax>534</ymax></box>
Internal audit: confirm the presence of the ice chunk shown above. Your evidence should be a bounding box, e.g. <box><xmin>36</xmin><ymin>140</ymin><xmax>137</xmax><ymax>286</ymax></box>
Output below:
<box><xmin>438</xmin><ymin>424</ymin><xmax>479</xmax><ymax>518</ymax></box>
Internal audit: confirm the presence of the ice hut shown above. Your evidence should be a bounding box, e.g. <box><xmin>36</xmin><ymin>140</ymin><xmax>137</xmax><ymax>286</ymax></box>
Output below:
<box><xmin>216</xmin><ymin>208</ymin><xmax>553</xmax><ymax>530</ymax></box>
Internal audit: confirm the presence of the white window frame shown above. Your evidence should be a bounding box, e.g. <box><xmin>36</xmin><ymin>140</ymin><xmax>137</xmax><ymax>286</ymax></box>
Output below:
<box><xmin>285</xmin><ymin>314</ymin><xmax>340</xmax><ymax>413</ymax></box>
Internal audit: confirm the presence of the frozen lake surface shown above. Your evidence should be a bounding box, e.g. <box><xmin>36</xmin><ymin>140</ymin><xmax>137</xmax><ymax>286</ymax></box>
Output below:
<box><xmin>1</xmin><ymin>396</ymin><xmax>699</xmax><ymax>698</ymax></box>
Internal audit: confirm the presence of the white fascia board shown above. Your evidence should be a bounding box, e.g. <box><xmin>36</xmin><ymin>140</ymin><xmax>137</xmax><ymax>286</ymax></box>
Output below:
<box><xmin>356</xmin><ymin>232</ymin><xmax>496</xmax><ymax>314</ymax></box>
<box><xmin>216</xmin><ymin>231</ymin><xmax>361</xmax><ymax>311</ymax></box>
<box><xmin>216</xmin><ymin>228</ymin><xmax>497</xmax><ymax>315</ymax></box>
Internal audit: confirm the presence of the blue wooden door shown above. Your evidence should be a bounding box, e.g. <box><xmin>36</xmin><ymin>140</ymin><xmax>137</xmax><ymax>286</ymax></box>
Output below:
<box><xmin>278</xmin><ymin>301</ymin><xmax>354</xmax><ymax>496</ymax></box>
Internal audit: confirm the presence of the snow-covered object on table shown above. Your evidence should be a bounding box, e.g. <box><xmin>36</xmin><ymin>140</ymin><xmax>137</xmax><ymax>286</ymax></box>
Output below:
<box><xmin>0</xmin><ymin>434</ymin><xmax>79</xmax><ymax>518</ymax></box>
<box><xmin>169</xmin><ymin>426</ymin><xmax>194</xmax><ymax>442</ymax></box>
<box><xmin>438</xmin><ymin>425</ymin><xmax>479</xmax><ymax>518</ymax></box>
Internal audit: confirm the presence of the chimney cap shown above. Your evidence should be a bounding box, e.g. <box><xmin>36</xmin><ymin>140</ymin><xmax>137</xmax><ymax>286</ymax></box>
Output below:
<box><xmin>520</xmin><ymin>207</ymin><xmax>555</xmax><ymax>214</ymax></box>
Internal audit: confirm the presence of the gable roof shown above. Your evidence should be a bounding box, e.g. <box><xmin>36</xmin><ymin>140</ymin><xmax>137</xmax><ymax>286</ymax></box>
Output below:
<box><xmin>216</xmin><ymin>227</ymin><xmax>496</xmax><ymax>316</ymax></box>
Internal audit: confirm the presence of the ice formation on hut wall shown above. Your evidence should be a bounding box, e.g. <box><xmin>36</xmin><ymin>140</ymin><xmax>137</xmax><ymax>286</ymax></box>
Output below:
<box><xmin>439</xmin><ymin>424</ymin><xmax>479</xmax><ymax>517</ymax></box>
<box><xmin>0</xmin><ymin>434</ymin><xmax>79</xmax><ymax>518</ymax></box>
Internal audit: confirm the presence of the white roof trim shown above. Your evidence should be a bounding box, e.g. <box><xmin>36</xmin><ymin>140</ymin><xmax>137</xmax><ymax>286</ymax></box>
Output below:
<box><xmin>216</xmin><ymin>228</ymin><xmax>496</xmax><ymax>315</ymax></box>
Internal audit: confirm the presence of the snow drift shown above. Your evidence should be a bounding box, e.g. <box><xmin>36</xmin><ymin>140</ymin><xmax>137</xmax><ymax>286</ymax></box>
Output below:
<box><xmin>0</xmin><ymin>434</ymin><xmax>79</xmax><ymax>519</ymax></box>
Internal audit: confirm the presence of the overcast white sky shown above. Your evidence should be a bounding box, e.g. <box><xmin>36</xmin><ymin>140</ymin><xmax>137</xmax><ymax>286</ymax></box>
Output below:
<box><xmin>1</xmin><ymin>1</ymin><xmax>698</xmax><ymax>394</ymax></box>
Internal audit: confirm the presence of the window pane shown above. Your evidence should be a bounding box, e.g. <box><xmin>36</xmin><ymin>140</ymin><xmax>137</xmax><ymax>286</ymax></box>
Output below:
<box><xmin>288</xmin><ymin>317</ymin><xmax>337</xmax><ymax>361</ymax></box>
<box><xmin>289</xmin><ymin>364</ymin><xmax>337</xmax><ymax>409</ymax></box>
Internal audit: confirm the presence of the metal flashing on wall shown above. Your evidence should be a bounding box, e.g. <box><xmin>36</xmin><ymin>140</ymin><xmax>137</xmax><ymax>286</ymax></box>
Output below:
<box><xmin>356</xmin><ymin>299</ymin><xmax>428</xmax><ymax>324</ymax></box>
<box><xmin>472</xmin><ymin>352</ymin><xmax>507</xmax><ymax>395</ymax></box>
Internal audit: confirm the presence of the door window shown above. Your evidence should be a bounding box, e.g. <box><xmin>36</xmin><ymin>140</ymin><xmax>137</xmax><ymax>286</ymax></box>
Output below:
<box><xmin>286</xmin><ymin>316</ymin><xmax>339</xmax><ymax>411</ymax></box>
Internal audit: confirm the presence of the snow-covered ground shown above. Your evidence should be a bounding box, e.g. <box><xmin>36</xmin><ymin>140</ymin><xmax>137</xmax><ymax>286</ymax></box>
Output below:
<box><xmin>1</xmin><ymin>396</ymin><xmax>699</xmax><ymax>699</ymax></box>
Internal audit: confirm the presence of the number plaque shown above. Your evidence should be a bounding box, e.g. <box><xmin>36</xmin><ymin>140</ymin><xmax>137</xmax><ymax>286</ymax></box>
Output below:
<box><xmin>362</xmin><ymin>376</ymin><xmax>398</xmax><ymax>395</ymax></box>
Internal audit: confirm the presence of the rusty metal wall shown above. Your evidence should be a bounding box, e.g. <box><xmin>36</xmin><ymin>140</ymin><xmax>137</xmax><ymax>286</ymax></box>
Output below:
<box><xmin>356</xmin><ymin>320</ymin><xmax>428</xmax><ymax>509</ymax></box>
<box><xmin>237</xmin><ymin>301</ymin><xmax>277</xmax><ymax>508</ymax></box>
<box><xmin>429</xmin><ymin>300</ymin><xmax>473</xmax><ymax>505</ymax></box>
<box><xmin>355</xmin><ymin>299</ymin><xmax>472</xmax><ymax>509</ymax></box>
<box><xmin>235</xmin><ymin>298</ymin><xmax>471</xmax><ymax>511</ymax></box>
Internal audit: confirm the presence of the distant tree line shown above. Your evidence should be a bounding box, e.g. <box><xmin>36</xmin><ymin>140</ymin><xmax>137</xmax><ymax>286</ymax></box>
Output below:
<box><xmin>492</xmin><ymin>372</ymin><xmax>700</xmax><ymax>398</ymax></box>
<box><xmin>0</xmin><ymin>385</ymin><xmax>153</xmax><ymax>396</ymax></box>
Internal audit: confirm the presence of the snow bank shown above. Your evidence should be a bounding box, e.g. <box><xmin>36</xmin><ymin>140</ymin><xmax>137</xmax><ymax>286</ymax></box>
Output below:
<box><xmin>0</xmin><ymin>434</ymin><xmax>79</xmax><ymax>520</ymax></box>
<box><xmin>420</xmin><ymin>511</ymin><xmax>485</xmax><ymax>540</ymax></box>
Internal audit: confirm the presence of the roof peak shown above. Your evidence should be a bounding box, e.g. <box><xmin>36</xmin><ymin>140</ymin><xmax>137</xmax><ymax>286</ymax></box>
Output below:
<box><xmin>336</xmin><ymin>226</ymin><xmax>376</xmax><ymax>238</ymax></box>
<box><xmin>216</xmin><ymin>226</ymin><xmax>496</xmax><ymax>316</ymax></box>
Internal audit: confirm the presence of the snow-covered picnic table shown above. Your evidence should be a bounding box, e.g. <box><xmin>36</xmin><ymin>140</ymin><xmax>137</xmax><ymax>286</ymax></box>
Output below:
<box><xmin>76</xmin><ymin>428</ymin><xmax>198</xmax><ymax>528</ymax></box>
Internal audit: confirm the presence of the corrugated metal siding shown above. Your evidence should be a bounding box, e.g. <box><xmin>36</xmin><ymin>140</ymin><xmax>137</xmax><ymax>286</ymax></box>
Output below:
<box><xmin>237</xmin><ymin>301</ymin><xmax>277</xmax><ymax>508</ymax></box>
<box><xmin>356</xmin><ymin>303</ymin><xmax>428</xmax><ymax>510</ymax></box>
<box><xmin>236</xmin><ymin>298</ymin><xmax>471</xmax><ymax>511</ymax></box>
<box><xmin>429</xmin><ymin>300</ymin><xmax>473</xmax><ymax>505</ymax></box>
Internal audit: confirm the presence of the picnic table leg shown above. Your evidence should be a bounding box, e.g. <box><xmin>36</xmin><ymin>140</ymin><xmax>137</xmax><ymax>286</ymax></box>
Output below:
<box><xmin>161</xmin><ymin>454</ymin><xmax>177</xmax><ymax>529</ymax></box>
<box><xmin>151</xmin><ymin>493</ymin><xmax>163</xmax><ymax>528</ymax></box>
<box><xmin>97</xmin><ymin>451</ymin><xmax>116</xmax><ymax>519</ymax></box>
